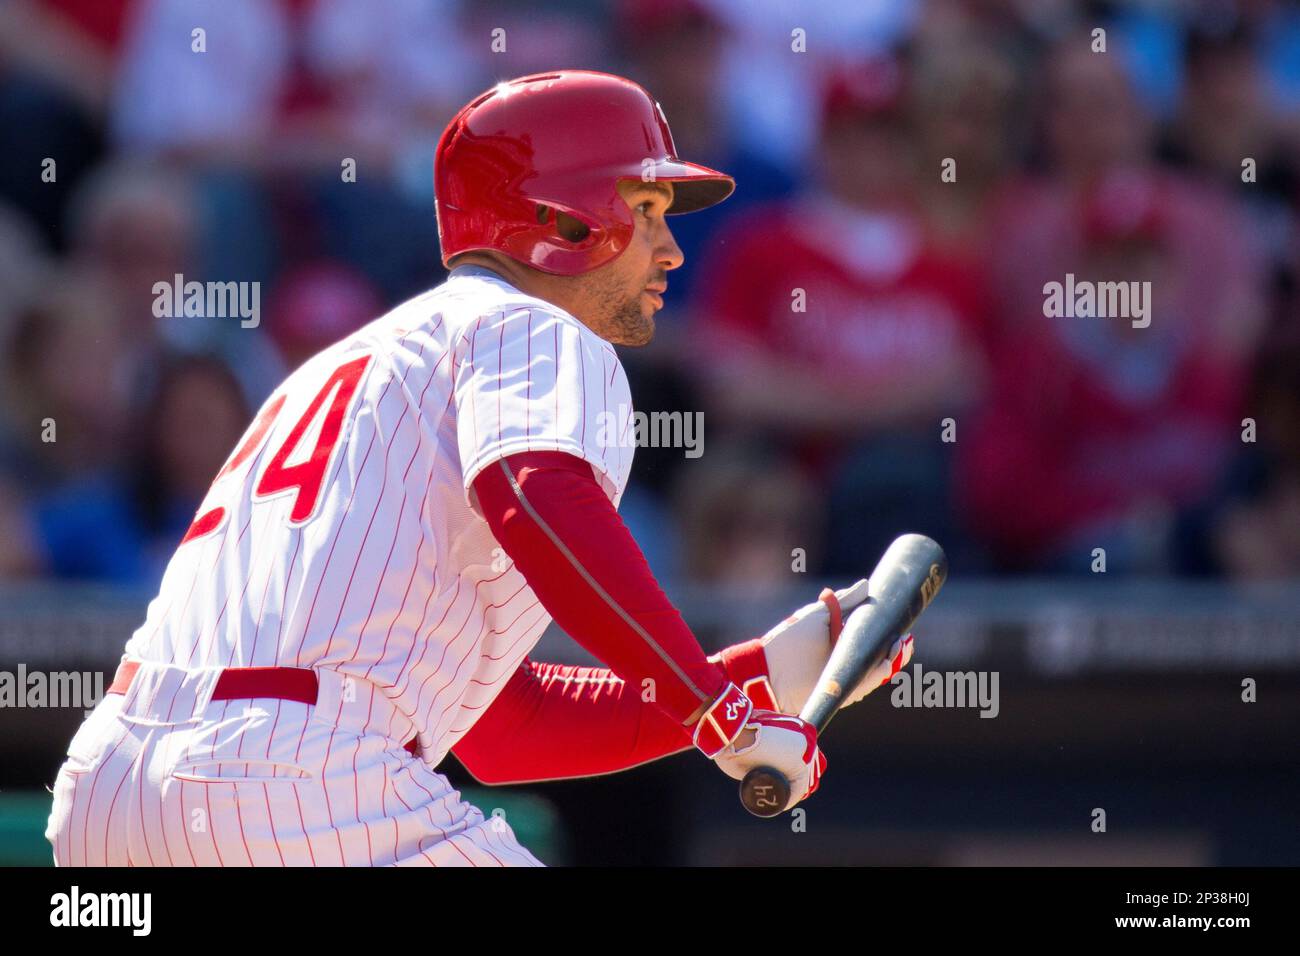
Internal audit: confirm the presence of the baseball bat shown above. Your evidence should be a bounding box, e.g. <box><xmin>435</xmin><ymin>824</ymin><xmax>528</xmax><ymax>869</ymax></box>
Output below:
<box><xmin>738</xmin><ymin>533</ymin><xmax>948</xmax><ymax>817</ymax></box>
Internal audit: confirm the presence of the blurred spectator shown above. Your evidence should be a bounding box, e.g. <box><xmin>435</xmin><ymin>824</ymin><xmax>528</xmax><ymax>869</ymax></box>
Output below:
<box><xmin>0</xmin><ymin>474</ymin><xmax>40</xmax><ymax>577</ymax></box>
<box><xmin>0</xmin><ymin>1</ymin><xmax>116</xmax><ymax>250</ymax></box>
<box><xmin>967</xmin><ymin>180</ymin><xmax>1258</xmax><ymax>574</ymax></box>
<box><xmin>704</xmin><ymin>0</ymin><xmax>921</xmax><ymax>171</ymax></box>
<box><xmin>615</xmin><ymin>0</ymin><xmax>794</xmax><ymax>521</ymax></box>
<box><xmin>1038</xmin><ymin>32</ymin><xmax>1158</xmax><ymax>187</ymax></box>
<box><xmin>460</xmin><ymin>1</ymin><xmax>608</xmax><ymax>85</ymax></box>
<box><xmin>1</xmin><ymin>268</ymin><xmax>130</xmax><ymax>487</ymax></box>
<box><xmin>961</xmin><ymin>36</ymin><xmax>1267</xmax><ymax>572</ymax></box>
<box><xmin>295</xmin><ymin>0</ymin><xmax>483</xmax><ymax>180</ymax></box>
<box><xmin>687</xmin><ymin>56</ymin><xmax>989</xmax><ymax>573</ymax></box>
<box><xmin>674</xmin><ymin>441</ymin><xmax>823</xmax><ymax>592</ymax></box>
<box><xmin>0</xmin><ymin>0</ymin><xmax>133</xmax><ymax>113</ymax></box>
<box><xmin>265</xmin><ymin>260</ymin><xmax>383</xmax><ymax>370</ymax></box>
<box><xmin>910</xmin><ymin>30</ymin><xmax>1019</xmax><ymax>262</ymax></box>
<box><xmin>691</xmin><ymin>57</ymin><xmax>988</xmax><ymax>459</ymax></box>
<box><xmin>111</xmin><ymin>0</ymin><xmax>291</xmax><ymax>159</ymax></box>
<box><xmin>1164</xmin><ymin>21</ymin><xmax>1299</xmax><ymax>297</ymax></box>
<box><xmin>66</xmin><ymin>160</ymin><xmax>195</xmax><ymax>340</ymax></box>
<box><xmin>30</xmin><ymin>352</ymin><xmax>251</xmax><ymax>585</ymax></box>
<box><xmin>618</xmin><ymin>0</ymin><xmax>795</xmax><ymax>315</ymax></box>
<box><xmin>0</xmin><ymin>202</ymin><xmax>51</xmax><ymax>340</ymax></box>
<box><xmin>66</xmin><ymin>159</ymin><xmax>284</xmax><ymax>404</ymax></box>
<box><xmin>1177</xmin><ymin>337</ymin><xmax>1300</xmax><ymax>579</ymax></box>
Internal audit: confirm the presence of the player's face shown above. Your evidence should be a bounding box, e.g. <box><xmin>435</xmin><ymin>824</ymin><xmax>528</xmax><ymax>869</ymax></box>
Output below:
<box><xmin>579</xmin><ymin>181</ymin><xmax>683</xmax><ymax>346</ymax></box>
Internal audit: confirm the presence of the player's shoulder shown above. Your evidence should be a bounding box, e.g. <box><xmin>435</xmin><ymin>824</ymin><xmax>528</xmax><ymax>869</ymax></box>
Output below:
<box><xmin>439</xmin><ymin>268</ymin><xmax>581</xmax><ymax>336</ymax></box>
<box><xmin>292</xmin><ymin>270</ymin><xmax>599</xmax><ymax>375</ymax></box>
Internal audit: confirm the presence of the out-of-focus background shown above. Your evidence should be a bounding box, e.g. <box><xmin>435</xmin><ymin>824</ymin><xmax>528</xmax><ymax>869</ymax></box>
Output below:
<box><xmin>1</xmin><ymin>0</ymin><xmax>1298</xmax><ymax>865</ymax></box>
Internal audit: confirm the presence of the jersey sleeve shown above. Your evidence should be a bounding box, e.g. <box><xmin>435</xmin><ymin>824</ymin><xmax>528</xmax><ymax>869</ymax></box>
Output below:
<box><xmin>452</xmin><ymin>307</ymin><xmax>632</xmax><ymax>512</ymax></box>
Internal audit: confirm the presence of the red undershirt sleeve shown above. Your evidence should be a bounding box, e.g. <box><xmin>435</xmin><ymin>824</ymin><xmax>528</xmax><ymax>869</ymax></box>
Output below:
<box><xmin>452</xmin><ymin>450</ymin><xmax>730</xmax><ymax>780</ymax></box>
<box><xmin>451</xmin><ymin>656</ymin><xmax>693</xmax><ymax>784</ymax></box>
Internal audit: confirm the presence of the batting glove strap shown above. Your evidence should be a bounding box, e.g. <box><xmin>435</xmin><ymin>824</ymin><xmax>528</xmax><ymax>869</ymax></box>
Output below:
<box><xmin>692</xmin><ymin>682</ymin><xmax>753</xmax><ymax>759</ymax></box>
<box><xmin>818</xmin><ymin>587</ymin><xmax>844</xmax><ymax>644</ymax></box>
<box><xmin>709</xmin><ymin>639</ymin><xmax>780</xmax><ymax>712</ymax></box>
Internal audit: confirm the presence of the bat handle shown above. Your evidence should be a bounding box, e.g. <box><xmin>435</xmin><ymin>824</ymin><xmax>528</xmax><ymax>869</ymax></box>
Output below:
<box><xmin>739</xmin><ymin>766</ymin><xmax>791</xmax><ymax>818</ymax></box>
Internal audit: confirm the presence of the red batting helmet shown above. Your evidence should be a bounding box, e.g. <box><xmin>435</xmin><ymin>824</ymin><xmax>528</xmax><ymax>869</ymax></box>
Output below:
<box><xmin>434</xmin><ymin>70</ymin><xmax>735</xmax><ymax>276</ymax></box>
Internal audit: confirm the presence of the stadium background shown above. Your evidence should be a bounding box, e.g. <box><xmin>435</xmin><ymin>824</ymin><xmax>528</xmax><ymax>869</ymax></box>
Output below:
<box><xmin>0</xmin><ymin>0</ymin><xmax>1297</xmax><ymax>865</ymax></box>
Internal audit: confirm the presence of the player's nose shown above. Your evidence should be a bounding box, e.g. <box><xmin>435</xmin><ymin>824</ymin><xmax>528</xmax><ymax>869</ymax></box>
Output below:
<box><xmin>657</xmin><ymin>223</ymin><xmax>684</xmax><ymax>272</ymax></box>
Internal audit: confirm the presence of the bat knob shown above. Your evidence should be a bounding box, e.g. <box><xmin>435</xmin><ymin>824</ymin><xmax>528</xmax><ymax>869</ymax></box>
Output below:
<box><xmin>740</xmin><ymin>766</ymin><xmax>791</xmax><ymax>818</ymax></box>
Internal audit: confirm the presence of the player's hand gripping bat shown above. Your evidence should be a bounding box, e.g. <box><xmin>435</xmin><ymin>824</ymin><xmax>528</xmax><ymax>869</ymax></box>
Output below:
<box><xmin>738</xmin><ymin>533</ymin><xmax>948</xmax><ymax>817</ymax></box>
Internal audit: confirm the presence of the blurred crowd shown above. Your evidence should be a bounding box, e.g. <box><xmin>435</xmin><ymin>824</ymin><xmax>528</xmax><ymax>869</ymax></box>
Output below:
<box><xmin>1</xmin><ymin>0</ymin><xmax>1299</xmax><ymax>592</ymax></box>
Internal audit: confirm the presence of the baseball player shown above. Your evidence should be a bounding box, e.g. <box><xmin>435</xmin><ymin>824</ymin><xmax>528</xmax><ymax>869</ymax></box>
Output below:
<box><xmin>45</xmin><ymin>71</ymin><xmax>912</xmax><ymax>867</ymax></box>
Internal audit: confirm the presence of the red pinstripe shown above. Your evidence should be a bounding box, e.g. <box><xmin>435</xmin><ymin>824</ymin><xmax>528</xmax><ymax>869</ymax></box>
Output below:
<box><xmin>391</xmin><ymin>573</ymin><xmax>464</xmax><ymax>697</ymax></box>
<box><xmin>221</xmin><ymin>505</ymin><xmax>276</xmax><ymax>670</ymax></box>
<box><xmin>196</xmin><ymin>484</ymin><xmax>266</xmax><ymax>667</ymax></box>
<box><xmin>203</xmin><ymin>778</ymin><xmax>225</xmax><ymax>866</ymax></box>
<box><xmin>101</xmin><ymin>761</ymin><xmax>131</xmax><ymax>865</ymax></box>
<box><xmin>320</xmin><ymin>345</ymin><xmax>428</xmax><ymax>665</ymax></box>
<box><xmin>425</xmin><ymin>598</ymin><xmax>542</xmax><ymax>745</ymax></box>
<box><xmin>466</xmin><ymin>317</ymin><xmax>484</xmax><ymax>459</ymax></box>
<box><xmin>525</xmin><ymin>310</ymin><xmax>533</xmax><ymax>450</ymax></box>
<box><xmin>481</xmin><ymin>813</ymin><xmax>532</xmax><ymax>866</ymax></box>
<box><xmin>394</xmin><ymin>763</ymin><xmax>472</xmax><ymax>865</ymax></box>
<box><xmin>225</xmin><ymin>784</ymin><xmax>251</xmax><ymax>866</ymax></box>
<box><xmin>261</xmin><ymin>783</ymin><xmax>286</xmax><ymax>866</ymax></box>
<box><xmin>318</xmin><ymin>723</ymin><xmax>346</xmax><ymax>865</ymax></box>
<box><xmin>275</xmin><ymin>700</ymin><xmax>318</xmax><ymax>864</ymax></box>
<box><xmin>410</xmin><ymin>575</ymin><xmax>525</xmax><ymax>725</ymax></box>
<box><xmin>372</xmin><ymin>387</ymin><xmax>456</xmax><ymax>687</ymax></box>
<box><xmin>497</xmin><ymin>319</ymin><xmax>505</xmax><ymax>446</ymax></box>
<box><xmin>352</xmin><ymin>700</ymin><xmax>374</xmax><ymax>863</ymax></box>
<box><xmin>136</xmin><ymin>741</ymin><xmax>155</xmax><ymax>866</ymax></box>
<box><xmin>181</xmin><ymin>507</ymin><xmax>255</xmax><ymax>668</ymax></box>
<box><xmin>552</xmin><ymin>319</ymin><xmax>558</xmax><ymax>446</ymax></box>
<box><xmin>79</xmin><ymin>671</ymin><xmax>158</xmax><ymax>865</ymax></box>
<box><xmin>291</xmin><ymin>784</ymin><xmax>318</xmax><ymax>866</ymax></box>
<box><xmin>351</xmin><ymin>344</ymin><xmax>448</xmax><ymax>671</ymax></box>
<box><xmin>291</xmin><ymin>372</ymin><xmax>398</xmax><ymax>666</ymax></box>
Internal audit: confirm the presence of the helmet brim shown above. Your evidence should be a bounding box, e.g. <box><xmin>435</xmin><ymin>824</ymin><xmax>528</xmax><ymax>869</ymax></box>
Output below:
<box><xmin>650</xmin><ymin>160</ymin><xmax>736</xmax><ymax>214</ymax></box>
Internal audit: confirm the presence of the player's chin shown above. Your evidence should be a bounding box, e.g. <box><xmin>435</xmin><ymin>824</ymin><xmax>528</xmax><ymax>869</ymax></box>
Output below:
<box><xmin>620</xmin><ymin>306</ymin><xmax>655</xmax><ymax>346</ymax></box>
<box><xmin>631</xmin><ymin>314</ymin><xmax>655</xmax><ymax>345</ymax></box>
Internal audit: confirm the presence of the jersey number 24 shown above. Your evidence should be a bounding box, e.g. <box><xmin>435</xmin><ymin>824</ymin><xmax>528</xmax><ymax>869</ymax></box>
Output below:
<box><xmin>181</xmin><ymin>353</ymin><xmax>374</xmax><ymax>544</ymax></box>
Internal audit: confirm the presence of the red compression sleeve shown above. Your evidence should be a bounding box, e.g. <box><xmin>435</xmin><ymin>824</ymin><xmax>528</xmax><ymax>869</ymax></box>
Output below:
<box><xmin>470</xmin><ymin>450</ymin><xmax>728</xmax><ymax>728</ymax></box>
<box><xmin>451</xmin><ymin>657</ymin><xmax>692</xmax><ymax>784</ymax></box>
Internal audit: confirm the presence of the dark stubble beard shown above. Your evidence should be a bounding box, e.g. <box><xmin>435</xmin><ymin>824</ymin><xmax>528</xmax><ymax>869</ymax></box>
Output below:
<box><xmin>588</xmin><ymin>271</ymin><xmax>654</xmax><ymax>346</ymax></box>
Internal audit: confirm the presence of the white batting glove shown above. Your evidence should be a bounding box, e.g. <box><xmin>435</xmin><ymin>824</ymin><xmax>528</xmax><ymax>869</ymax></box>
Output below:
<box><xmin>710</xmin><ymin>578</ymin><xmax>915</xmax><ymax>716</ymax></box>
<box><xmin>712</xmin><ymin>710</ymin><xmax>826</xmax><ymax>811</ymax></box>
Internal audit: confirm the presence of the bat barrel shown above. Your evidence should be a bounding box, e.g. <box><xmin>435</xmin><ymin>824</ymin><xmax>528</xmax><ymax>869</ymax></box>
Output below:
<box><xmin>799</xmin><ymin>534</ymin><xmax>947</xmax><ymax>731</ymax></box>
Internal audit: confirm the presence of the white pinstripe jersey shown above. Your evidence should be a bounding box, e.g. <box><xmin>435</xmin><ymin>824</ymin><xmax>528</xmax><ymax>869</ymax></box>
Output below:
<box><xmin>123</xmin><ymin>266</ymin><xmax>636</xmax><ymax>766</ymax></box>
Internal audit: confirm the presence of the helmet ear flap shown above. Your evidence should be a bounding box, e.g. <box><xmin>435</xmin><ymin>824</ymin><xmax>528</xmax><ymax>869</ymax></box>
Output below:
<box><xmin>536</xmin><ymin>203</ymin><xmax>593</xmax><ymax>244</ymax></box>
